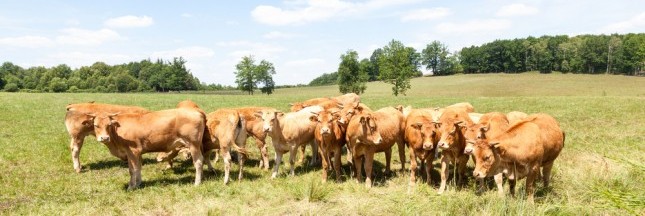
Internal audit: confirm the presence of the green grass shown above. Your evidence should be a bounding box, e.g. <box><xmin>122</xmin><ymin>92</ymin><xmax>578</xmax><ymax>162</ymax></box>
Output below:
<box><xmin>1</xmin><ymin>72</ymin><xmax>643</xmax><ymax>215</ymax></box>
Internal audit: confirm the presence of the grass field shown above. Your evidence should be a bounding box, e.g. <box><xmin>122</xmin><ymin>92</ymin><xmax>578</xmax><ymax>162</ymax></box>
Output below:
<box><xmin>1</xmin><ymin>72</ymin><xmax>643</xmax><ymax>215</ymax></box>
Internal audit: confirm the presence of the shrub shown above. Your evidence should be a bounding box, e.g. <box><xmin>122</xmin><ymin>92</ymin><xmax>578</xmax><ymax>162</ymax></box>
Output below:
<box><xmin>3</xmin><ymin>83</ymin><xmax>19</xmax><ymax>92</ymax></box>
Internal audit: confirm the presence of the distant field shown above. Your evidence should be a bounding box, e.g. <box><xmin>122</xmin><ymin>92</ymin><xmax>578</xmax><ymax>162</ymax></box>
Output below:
<box><xmin>1</xmin><ymin>73</ymin><xmax>643</xmax><ymax>215</ymax></box>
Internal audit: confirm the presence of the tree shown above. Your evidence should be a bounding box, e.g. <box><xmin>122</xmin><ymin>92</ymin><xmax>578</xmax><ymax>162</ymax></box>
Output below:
<box><xmin>234</xmin><ymin>55</ymin><xmax>276</xmax><ymax>95</ymax></box>
<box><xmin>378</xmin><ymin>40</ymin><xmax>420</xmax><ymax>96</ymax></box>
<box><xmin>309</xmin><ymin>72</ymin><xmax>338</xmax><ymax>86</ymax></box>
<box><xmin>421</xmin><ymin>41</ymin><xmax>451</xmax><ymax>75</ymax></box>
<box><xmin>368</xmin><ymin>49</ymin><xmax>383</xmax><ymax>81</ymax></box>
<box><xmin>337</xmin><ymin>50</ymin><xmax>367</xmax><ymax>94</ymax></box>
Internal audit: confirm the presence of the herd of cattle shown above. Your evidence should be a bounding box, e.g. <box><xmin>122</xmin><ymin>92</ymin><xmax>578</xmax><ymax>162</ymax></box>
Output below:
<box><xmin>64</xmin><ymin>93</ymin><xmax>564</xmax><ymax>201</ymax></box>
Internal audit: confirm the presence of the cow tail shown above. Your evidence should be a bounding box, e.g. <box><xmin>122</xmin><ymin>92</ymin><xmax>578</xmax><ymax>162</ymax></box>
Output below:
<box><xmin>230</xmin><ymin>114</ymin><xmax>248</xmax><ymax>156</ymax></box>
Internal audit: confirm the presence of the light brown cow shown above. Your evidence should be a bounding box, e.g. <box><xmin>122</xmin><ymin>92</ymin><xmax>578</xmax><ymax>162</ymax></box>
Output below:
<box><xmin>289</xmin><ymin>97</ymin><xmax>333</xmax><ymax>112</ymax></box>
<box><xmin>235</xmin><ymin>107</ymin><xmax>275</xmax><ymax>170</ymax></box>
<box><xmin>156</xmin><ymin>100</ymin><xmax>209</xmax><ymax>170</ymax></box>
<box><xmin>436</xmin><ymin>107</ymin><xmax>474</xmax><ymax>194</ymax></box>
<box><xmin>485</xmin><ymin>113</ymin><xmax>565</xmax><ymax>201</ymax></box>
<box><xmin>65</xmin><ymin>102</ymin><xmax>149</xmax><ymax>173</ymax></box>
<box><xmin>204</xmin><ymin>109</ymin><xmax>248</xmax><ymax>184</ymax></box>
<box><xmin>332</xmin><ymin>93</ymin><xmax>360</xmax><ymax>106</ymax></box>
<box><xmin>255</xmin><ymin>106</ymin><xmax>323</xmax><ymax>178</ymax></box>
<box><xmin>312</xmin><ymin>109</ymin><xmax>345</xmax><ymax>182</ymax></box>
<box><xmin>404</xmin><ymin>109</ymin><xmax>439</xmax><ymax>186</ymax></box>
<box><xmin>347</xmin><ymin>107</ymin><xmax>405</xmax><ymax>188</ymax></box>
<box><xmin>446</xmin><ymin>102</ymin><xmax>475</xmax><ymax>113</ymax></box>
<box><xmin>507</xmin><ymin>111</ymin><xmax>528</xmax><ymax>125</ymax></box>
<box><xmin>90</xmin><ymin>107</ymin><xmax>206</xmax><ymax>190</ymax></box>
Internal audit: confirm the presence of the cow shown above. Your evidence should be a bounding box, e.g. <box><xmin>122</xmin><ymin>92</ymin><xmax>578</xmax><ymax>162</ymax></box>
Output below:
<box><xmin>255</xmin><ymin>106</ymin><xmax>323</xmax><ymax>178</ymax></box>
<box><xmin>462</xmin><ymin>112</ymin><xmax>510</xmax><ymax>195</ymax></box>
<box><xmin>312</xmin><ymin>108</ymin><xmax>345</xmax><ymax>182</ymax></box>
<box><xmin>289</xmin><ymin>98</ymin><xmax>333</xmax><ymax>112</ymax></box>
<box><xmin>156</xmin><ymin>100</ymin><xmax>209</xmax><ymax>170</ymax></box>
<box><xmin>446</xmin><ymin>102</ymin><xmax>475</xmax><ymax>113</ymax></box>
<box><xmin>235</xmin><ymin>107</ymin><xmax>275</xmax><ymax>170</ymax></box>
<box><xmin>65</xmin><ymin>102</ymin><xmax>149</xmax><ymax>173</ymax></box>
<box><xmin>203</xmin><ymin>109</ymin><xmax>248</xmax><ymax>184</ymax></box>
<box><xmin>347</xmin><ymin>107</ymin><xmax>405</xmax><ymax>188</ymax></box>
<box><xmin>332</xmin><ymin>93</ymin><xmax>360</xmax><ymax>106</ymax></box>
<box><xmin>507</xmin><ymin>111</ymin><xmax>528</xmax><ymax>125</ymax></box>
<box><xmin>89</xmin><ymin>107</ymin><xmax>206</xmax><ymax>190</ymax></box>
<box><xmin>435</xmin><ymin>107</ymin><xmax>474</xmax><ymax>194</ymax></box>
<box><xmin>404</xmin><ymin>109</ymin><xmax>439</xmax><ymax>186</ymax></box>
<box><xmin>484</xmin><ymin>113</ymin><xmax>565</xmax><ymax>201</ymax></box>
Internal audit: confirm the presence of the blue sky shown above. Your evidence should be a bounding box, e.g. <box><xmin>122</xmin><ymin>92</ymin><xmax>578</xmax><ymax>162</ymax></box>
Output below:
<box><xmin>0</xmin><ymin>0</ymin><xmax>643</xmax><ymax>85</ymax></box>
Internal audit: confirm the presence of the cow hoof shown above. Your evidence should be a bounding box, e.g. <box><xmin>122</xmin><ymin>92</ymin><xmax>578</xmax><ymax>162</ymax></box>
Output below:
<box><xmin>74</xmin><ymin>168</ymin><xmax>82</xmax><ymax>173</ymax></box>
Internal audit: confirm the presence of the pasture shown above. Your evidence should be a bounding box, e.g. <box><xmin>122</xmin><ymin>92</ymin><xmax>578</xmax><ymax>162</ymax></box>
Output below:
<box><xmin>1</xmin><ymin>72</ymin><xmax>643</xmax><ymax>215</ymax></box>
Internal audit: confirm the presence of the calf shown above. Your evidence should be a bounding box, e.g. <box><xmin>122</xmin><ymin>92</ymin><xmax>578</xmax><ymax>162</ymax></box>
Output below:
<box><xmin>204</xmin><ymin>109</ymin><xmax>248</xmax><ymax>184</ymax></box>
<box><xmin>485</xmin><ymin>113</ymin><xmax>565</xmax><ymax>201</ymax></box>
<box><xmin>404</xmin><ymin>109</ymin><xmax>439</xmax><ymax>186</ymax></box>
<box><xmin>256</xmin><ymin>106</ymin><xmax>323</xmax><ymax>178</ymax></box>
<box><xmin>312</xmin><ymin>109</ymin><xmax>345</xmax><ymax>182</ymax></box>
<box><xmin>90</xmin><ymin>107</ymin><xmax>206</xmax><ymax>190</ymax></box>
<box><xmin>436</xmin><ymin>108</ymin><xmax>474</xmax><ymax>194</ymax></box>
<box><xmin>236</xmin><ymin>107</ymin><xmax>274</xmax><ymax>170</ymax></box>
<box><xmin>347</xmin><ymin>107</ymin><xmax>405</xmax><ymax>188</ymax></box>
<box><xmin>65</xmin><ymin>102</ymin><xmax>149</xmax><ymax>173</ymax></box>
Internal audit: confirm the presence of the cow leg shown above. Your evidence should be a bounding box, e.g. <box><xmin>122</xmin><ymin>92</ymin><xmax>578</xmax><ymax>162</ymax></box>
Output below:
<box><xmin>189</xmin><ymin>145</ymin><xmax>204</xmax><ymax>186</ymax></box>
<box><xmin>354</xmin><ymin>155</ymin><xmax>364</xmax><ymax>184</ymax></box>
<box><xmin>494</xmin><ymin>172</ymin><xmax>504</xmax><ymax>197</ymax></box>
<box><xmin>438</xmin><ymin>156</ymin><xmax>449</xmax><ymax>194</ymax></box>
<box><xmin>237</xmin><ymin>151</ymin><xmax>246</xmax><ymax>181</ymax></box>
<box><xmin>397</xmin><ymin>141</ymin><xmax>406</xmax><ymax>171</ymax></box>
<box><xmin>289</xmin><ymin>145</ymin><xmax>298</xmax><ymax>176</ymax></box>
<box><xmin>221</xmin><ymin>148</ymin><xmax>232</xmax><ymax>184</ymax></box>
<box><xmin>509</xmin><ymin>179</ymin><xmax>517</xmax><ymax>198</ymax></box>
<box><xmin>333</xmin><ymin>146</ymin><xmax>342</xmax><ymax>182</ymax></box>
<box><xmin>364</xmin><ymin>152</ymin><xmax>375</xmax><ymax>188</ymax></box>
<box><xmin>256</xmin><ymin>138</ymin><xmax>270</xmax><ymax>170</ymax></box>
<box><xmin>542</xmin><ymin>161</ymin><xmax>554</xmax><ymax>188</ymax></box>
<box><xmin>297</xmin><ymin>144</ymin><xmax>306</xmax><ymax>165</ymax></box>
<box><xmin>526</xmin><ymin>164</ymin><xmax>540</xmax><ymax>203</ymax></box>
<box><xmin>425</xmin><ymin>154</ymin><xmax>433</xmax><ymax>186</ymax></box>
<box><xmin>319</xmin><ymin>146</ymin><xmax>329</xmax><ymax>182</ymax></box>
<box><xmin>204</xmin><ymin>151</ymin><xmax>215</xmax><ymax>173</ymax></box>
<box><xmin>384</xmin><ymin>149</ymin><xmax>392</xmax><ymax>175</ymax></box>
<box><xmin>309</xmin><ymin>141</ymin><xmax>319</xmax><ymax>167</ymax></box>
<box><xmin>409</xmin><ymin>149</ymin><xmax>418</xmax><ymax>186</ymax></box>
<box><xmin>70</xmin><ymin>135</ymin><xmax>84</xmax><ymax>173</ymax></box>
<box><xmin>271</xmin><ymin>151</ymin><xmax>284</xmax><ymax>179</ymax></box>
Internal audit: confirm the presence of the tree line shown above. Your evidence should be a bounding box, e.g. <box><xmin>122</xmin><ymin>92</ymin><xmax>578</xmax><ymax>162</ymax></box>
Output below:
<box><xmin>315</xmin><ymin>33</ymin><xmax>644</xmax><ymax>96</ymax></box>
<box><xmin>0</xmin><ymin>57</ymin><xmax>211</xmax><ymax>93</ymax></box>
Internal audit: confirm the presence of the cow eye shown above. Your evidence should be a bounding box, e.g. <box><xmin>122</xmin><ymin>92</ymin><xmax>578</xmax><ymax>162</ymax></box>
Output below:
<box><xmin>484</xmin><ymin>155</ymin><xmax>490</xmax><ymax>160</ymax></box>
<box><xmin>94</xmin><ymin>124</ymin><xmax>99</xmax><ymax>128</ymax></box>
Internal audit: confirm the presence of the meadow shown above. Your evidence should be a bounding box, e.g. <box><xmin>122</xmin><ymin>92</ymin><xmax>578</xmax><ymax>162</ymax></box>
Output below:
<box><xmin>0</xmin><ymin>72</ymin><xmax>643</xmax><ymax>215</ymax></box>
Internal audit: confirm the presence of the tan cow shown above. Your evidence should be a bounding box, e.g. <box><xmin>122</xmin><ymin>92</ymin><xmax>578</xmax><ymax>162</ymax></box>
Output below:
<box><xmin>404</xmin><ymin>109</ymin><xmax>439</xmax><ymax>186</ymax></box>
<box><xmin>485</xmin><ymin>113</ymin><xmax>565</xmax><ymax>201</ymax></box>
<box><xmin>347</xmin><ymin>107</ymin><xmax>405</xmax><ymax>188</ymax></box>
<box><xmin>289</xmin><ymin>97</ymin><xmax>333</xmax><ymax>112</ymax></box>
<box><xmin>255</xmin><ymin>106</ymin><xmax>323</xmax><ymax>178</ymax></box>
<box><xmin>312</xmin><ymin>109</ymin><xmax>345</xmax><ymax>182</ymax></box>
<box><xmin>332</xmin><ymin>93</ymin><xmax>360</xmax><ymax>106</ymax></box>
<box><xmin>507</xmin><ymin>111</ymin><xmax>528</xmax><ymax>125</ymax></box>
<box><xmin>65</xmin><ymin>102</ymin><xmax>149</xmax><ymax>173</ymax></box>
<box><xmin>204</xmin><ymin>109</ymin><xmax>248</xmax><ymax>184</ymax></box>
<box><xmin>235</xmin><ymin>107</ymin><xmax>274</xmax><ymax>170</ymax></box>
<box><xmin>436</xmin><ymin>107</ymin><xmax>474</xmax><ymax>194</ymax></box>
<box><xmin>156</xmin><ymin>100</ymin><xmax>209</xmax><ymax>170</ymax></box>
<box><xmin>90</xmin><ymin>107</ymin><xmax>206</xmax><ymax>190</ymax></box>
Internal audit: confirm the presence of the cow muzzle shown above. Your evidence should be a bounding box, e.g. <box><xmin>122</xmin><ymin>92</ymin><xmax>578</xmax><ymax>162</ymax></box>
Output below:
<box><xmin>321</xmin><ymin>127</ymin><xmax>330</xmax><ymax>134</ymax></box>
<box><xmin>373</xmin><ymin>138</ymin><xmax>383</xmax><ymax>145</ymax></box>
<box><xmin>97</xmin><ymin>136</ymin><xmax>110</xmax><ymax>143</ymax></box>
<box><xmin>473</xmin><ymin>171</ymin><xmax>485</xmax><ymax>179</ymax></box>
<box><xmin>438</xmin><ymin>142</ymin><xmax>449</xmax><ymax>149</ymax></box>
<box><xmin>422</xmin><ymin>142</ymin><xmax>433</xmax><ymax>150</ymax></box>
<box><xmin>464</xmin><ymin>147</ymin><xmax>474</xmax><ymax>154</ymax></box>
<box><xmin>263</xmin><ymin>126</ymin><xmax>272</xmax><ymax>132</ymax></box>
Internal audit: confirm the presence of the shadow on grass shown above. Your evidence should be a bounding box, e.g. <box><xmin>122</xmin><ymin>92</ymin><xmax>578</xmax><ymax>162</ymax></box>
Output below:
<box><xmin>85</xmin><ymin>158</ymin><xmax>158</xmax><ymax>171</ymax></box>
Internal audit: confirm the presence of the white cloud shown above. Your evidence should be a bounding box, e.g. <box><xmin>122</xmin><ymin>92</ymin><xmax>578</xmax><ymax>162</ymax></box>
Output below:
<box><xmin>436</xmin><ymin>19</ymin><xmax>512</xmax><ymax>34</ymax></box>
<box><xmin>496</xmin><ymin>4</ymin><xmax>539</xmax><ymax>17</ymax></box>
<box><xmin>599</xmin><ymin>12</ymin><xmax>645</xmax><ymax>33</ymax></box>
<box><xmin>251</xmin><ymin>0</ymin><xmax>421</xmax><ymax>26</ymax></box>
<box><xmin>150</xmin><ymin>46</ymin><xmax>215</xmax><ymax>59</ymax></box>
<box><xmin>0</xmin><ymin>36</ymin><xmax>53</xmax><ymax>48</ymax></box>
<box><xmin>263</xmin><ymin>31</ymin><xmax>298</xmax><ymax>39</ymax></box>
<box><xmin>181</xmin><ymin>13</ymin><xmax>194</xmax><ymax>18</ymax></box>
<box><xmin>401</xmin><ymin>7</ymin><xmax>451</xmax><ymax>22</ymax></box>
<box><xmin>56</xmin><ymin>28</ymin><xmax>125</xmax><ymax>46</ymax></box>
<box><xmin>104</xmin><ymin>15</ymin><xmax>154</xmax><ymax>28</ymax></box>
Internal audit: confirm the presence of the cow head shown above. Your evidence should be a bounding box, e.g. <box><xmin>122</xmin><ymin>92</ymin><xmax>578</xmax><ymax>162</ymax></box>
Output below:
<box><xmin>411</xmin><ymin>121</ymin><xmax>439</xmax><ymax>150</ymax></box>
<box><xmin>91</xmin><ymin>112</ymin><xmax>120</xmax><ymax>143</ymax></box>
<box><xmin>255</xmin><ymin>110</ymin><xmax>284</xmax><ymax>133</ymax></box>
<box><xmin>472</xmin><ymin>139</ymin><xmax>500</xmax><ymax>179</ymax></box>
<box><xmin>358</xmin><ymin>114</ymin><xmax>382</xmax><ymax>145</ymax></box>
<box><xmin>463</xmin><ymin>123</ymin><xmax>488</xmax><ymax>154</ymax></box>
<box><xmin>312</xmin><ymin>109</ymin><xmax>340</xmax><ymax>135</ymax></box>
<box><xmin>437</xmin><ymin>118</ymin><xmax>467</xmax><ymax>150</ymax></box>
<box><xmin>338</xmin><ymin>102</ymin><xmax>361</xmax><ymax>125</ymax></box>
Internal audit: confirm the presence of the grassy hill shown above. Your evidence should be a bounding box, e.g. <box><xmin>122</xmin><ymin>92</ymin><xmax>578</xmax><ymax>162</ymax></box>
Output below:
<box><xmin>0</xmin><ymin>73</ymin><xmax>643</xmax><ymax>215</ymax></box>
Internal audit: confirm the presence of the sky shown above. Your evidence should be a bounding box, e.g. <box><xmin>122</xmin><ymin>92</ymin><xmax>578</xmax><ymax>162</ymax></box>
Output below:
<box><xmin>0</xmin><ymin>0</ymin><xmax>643</xmax><ymax>85</ymax></box>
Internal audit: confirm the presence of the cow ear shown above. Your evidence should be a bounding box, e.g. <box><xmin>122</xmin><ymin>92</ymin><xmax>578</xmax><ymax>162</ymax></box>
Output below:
<box><xmin>336</xmin><ymin>102</ymin><xmax>344</xmax><ymax>109</ymax></box>
<box><xmin>489</xmin><ymin>142</ymin><xmax>500</xmax><ymax>147</ymax></box>
<box><xmin>109</xmin><ymin>119</ymin><xmax>119</xmax><ymax>126</ymax></box>
<box><xmin>359</xmin><ymin>116</ymin><xmax>366</xmax><ymax>124</ymax></box>
<box><xmin>85</xmin><ymin>113</ymin><xmax>96</xmax><ymax>119</ymax></box>
<box><xmin>254</xmin><ymin>112</ymin><xmax>262</xmax><ymax>118</ymax></box>
<box><xmin>277</xmin><ymin>112</ymin><xmax>285</xmax><ymax>118</ymax></box>
<box><xmin>412</xmin><ymin>122</ymin><xmax>422</xmax><ymax>129</ymax></box>
<box><xmin>309</xmin><ymin>115</ymin><xmax>318</xmax><ymax>122</ymax></box>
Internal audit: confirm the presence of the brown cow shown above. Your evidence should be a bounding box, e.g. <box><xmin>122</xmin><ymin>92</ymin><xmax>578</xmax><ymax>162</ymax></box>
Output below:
<box><xmin>255</xmin><ymin>106</ymin><xmax>323</xmax><ymax>178</ymax></box>
<box><xmin>347</xmin><ymin>107</ymin><xmax>405</xmax><ymax>188</ymax></box>
<box><xmin>156</xmin><ymin>100</ymin><xmax>210</xmax><ymax>170</ymax></box>
<box><xmin>90</xmin><ymin>107</ymin><xmax>206</xmax><ymax>190</ymax></box>
<box><xmin>235</xmin><ymin>107</ymin><xmax>275</xmax><ymax>170</ymax></box>
<box><xmin>65</xmin><ymin>102</ymin><xmax>149</xmax><ymax>173</ymax></box>
<box><xmin>436</xmin><ymin>107</ymin><xmax>474</xmax><ymax>194</ymax></box>
<box><xmin>204</xmin><ymin>109</ymin><xmax>248</xmax><ymax>184</ymax></box>
<box><xmin>404</xmin><ymin>109</ymin><xmax>439</xmax><ymax>186</ymax></box>
<box><xmin>312</xmin><ymin>109</ymin><xmax>345</xmax><ymax>182</ymax></box>
<box><xmin>485</xmin><ymin>113</ymin><xmax>565</xmax><ymax>201</ymax></box>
